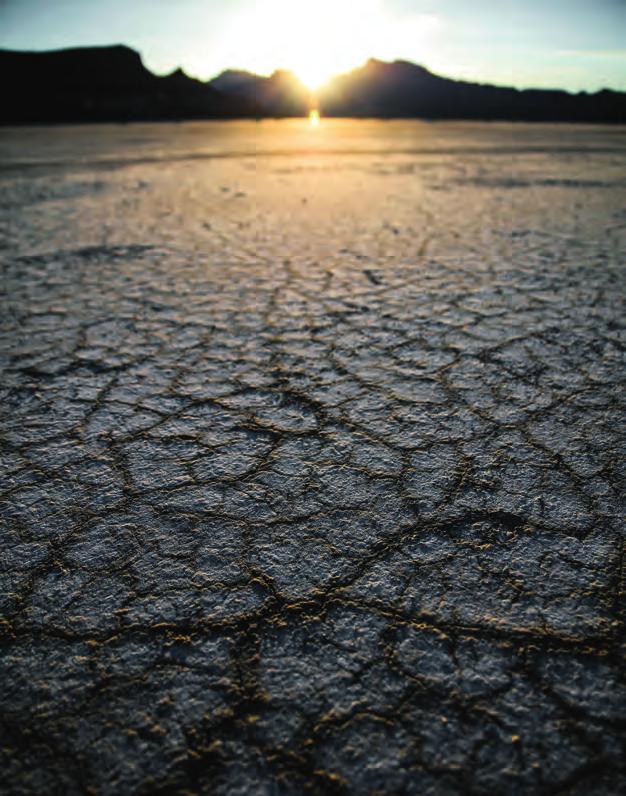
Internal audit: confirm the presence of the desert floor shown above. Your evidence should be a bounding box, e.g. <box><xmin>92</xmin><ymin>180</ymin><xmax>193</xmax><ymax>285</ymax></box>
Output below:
<box><xmin>1</xmin><ymin>120</ymin><xmax>625</xmax><ymax>794</ymax></box>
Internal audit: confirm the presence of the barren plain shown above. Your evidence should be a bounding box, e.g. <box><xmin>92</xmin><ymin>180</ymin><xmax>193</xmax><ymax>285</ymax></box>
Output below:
<box><xmin>1</xmin><ymin>120</ymin><xmax>625</xmax><ymax>794</ymax></box>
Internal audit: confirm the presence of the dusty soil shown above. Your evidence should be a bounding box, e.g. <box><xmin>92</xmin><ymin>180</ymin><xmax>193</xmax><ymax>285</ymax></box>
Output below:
<box><xmin>1</xmin><ymin>120</ymin><xmax>625</xmax><ymax>794</ymax></box>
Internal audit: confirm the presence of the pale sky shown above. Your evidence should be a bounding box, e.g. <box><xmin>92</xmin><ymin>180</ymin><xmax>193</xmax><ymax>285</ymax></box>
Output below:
<box><xmin>1</xmin><ymin>0</ymin><xmax>625</xmax><ymax>91</ymax></box>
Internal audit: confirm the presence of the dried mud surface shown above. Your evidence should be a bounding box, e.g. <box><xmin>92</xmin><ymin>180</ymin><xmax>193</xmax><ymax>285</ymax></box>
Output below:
<box><xmin>1</xmin><ymin>121</ymin><xmax>625</xmax><ymax>795</ymax></box>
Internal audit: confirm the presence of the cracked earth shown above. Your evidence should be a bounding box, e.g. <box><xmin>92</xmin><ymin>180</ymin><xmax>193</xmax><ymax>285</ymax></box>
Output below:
<box><xmin>0</xmin><ymin>120</ymin><xmax>625</xmax><ymax>795</ymax></box>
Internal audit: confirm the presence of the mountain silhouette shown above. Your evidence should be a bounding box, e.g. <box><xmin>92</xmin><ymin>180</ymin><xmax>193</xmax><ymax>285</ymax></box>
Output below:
<box><xmin>317</xmin><ymin>58</ymin><xmax>626</xmax><ymax>122</ymax></box>
<box><xmin>0</xmin><ymin>45</ymin><xmax>257</xmax><ymax>124</ymax></box>
<box><xmin>1</xmin><ymin>45</ymin><xmax>625</xmax><ymax>125</ymax></box>
<box><xmin>210</xmin><ymin>58</ymin><xmax>626</xmax><ymax>122</ymax></box>
<box><xmin>210</xmin><ymin>69</ymin><xmax>310</xmax><ymax>117</ymax></box>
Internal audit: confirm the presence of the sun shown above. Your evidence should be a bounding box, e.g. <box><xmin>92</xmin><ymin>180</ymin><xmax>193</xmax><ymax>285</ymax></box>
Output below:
<box><xmin>288</xmin><ymin>46</ymin><xmax>353</xmax><ymax>91</ymax></box>
<box><xmin>260</xmin><ymin>0</ymin><xmax>367</xmax><ymax>90</ymax></box>
<box><xmin>223</xmin><ymin>0</ymin><xmax>443</xmax><ymax>91</ymax></box>
<box><xmin>230</xmin><ymin>0</ymin><xmax>382</xmax><ymax>90</ymax></box>
<box><xmin>293</xmin><ymin>61</ymin><xmax>338</xmax><ymax>92</ymax></box>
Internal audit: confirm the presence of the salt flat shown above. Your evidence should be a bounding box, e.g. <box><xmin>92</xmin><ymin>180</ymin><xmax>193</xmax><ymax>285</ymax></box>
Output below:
<box><xmin>1</xmin><ymin>120</ymin><xmax>625</xmax><ymax>794</ymax></box>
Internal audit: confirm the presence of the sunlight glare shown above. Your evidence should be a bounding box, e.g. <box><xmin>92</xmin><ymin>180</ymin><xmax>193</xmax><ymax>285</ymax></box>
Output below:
<box><xmin>228</xmin><ymin>0</ymin><xmax>443</xmax><ymax>90</ymax></box>
<box><xmin>309</xmin><ymin>109</ymin><xmax>320</xmax><ymax>127</ymax></box>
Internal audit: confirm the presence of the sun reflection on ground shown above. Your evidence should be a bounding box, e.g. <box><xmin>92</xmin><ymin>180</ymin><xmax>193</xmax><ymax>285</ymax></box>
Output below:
<box><xmin>308</xmin><ymin>109</ymin><xmax>320</xmax><ymax>127</ymax></box>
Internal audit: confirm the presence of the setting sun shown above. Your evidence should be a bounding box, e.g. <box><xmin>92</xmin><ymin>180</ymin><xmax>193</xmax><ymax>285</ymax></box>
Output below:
<box><xmin>225</xmin><ymin>0</ymin><xmax>442</xmax><ymax>90</ymax></box>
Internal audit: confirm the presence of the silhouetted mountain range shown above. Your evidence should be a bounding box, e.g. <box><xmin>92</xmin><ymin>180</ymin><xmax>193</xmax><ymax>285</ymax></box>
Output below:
<box><xmin>320</xmin><ymin>58</ymin><xmax>626</xmax><ymax>122</ymax></box>
<box><xmin>210</xmin><ymin>69</ymin><xmax>310</xmax><ymax>117</ymax></box>
<box><xmin>2</xmin><ymin>45</ymin><xmax>625</xmax><ymax>124</ymax></box>
<box><xmin>0</xmin><ymin>46</ymin><xmax>257</xmax><ymax>123</ymax></box>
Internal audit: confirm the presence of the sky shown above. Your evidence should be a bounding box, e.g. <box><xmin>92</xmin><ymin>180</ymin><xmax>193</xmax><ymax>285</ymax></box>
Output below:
<box><xmin>1</xmin><ymin>0</ymin><xmax>625</xmax><ymax>91</ymax></box>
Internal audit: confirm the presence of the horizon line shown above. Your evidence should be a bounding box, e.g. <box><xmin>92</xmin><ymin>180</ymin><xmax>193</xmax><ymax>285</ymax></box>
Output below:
<box><xmin>3</xmin><ymin>42</ymin><xmax>624</xmax><ymax>96</ymax></box>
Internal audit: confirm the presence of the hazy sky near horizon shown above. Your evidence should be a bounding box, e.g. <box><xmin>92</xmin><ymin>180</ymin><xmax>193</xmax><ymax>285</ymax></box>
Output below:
<box><xmin>1</xmin><ymin>0</ymin><xmax>625</xmax><ymax>91</ymax></box>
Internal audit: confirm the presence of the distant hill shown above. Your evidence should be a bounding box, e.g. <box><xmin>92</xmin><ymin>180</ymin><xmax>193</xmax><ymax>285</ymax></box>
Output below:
<box><xmin>2</xmin><ymin>45</ymin><xmax>625</xmax><ymax>125</ymax></box>
<box><xmin>210</xmin><ymin>57</ymin><xmax>626</xmax><ymax>122</ymax></box>
<box><xmin>210</xmin><ymin>69</ymin><xmax>310</xmax><ymax>117</ymax></box>
<box><xmin>0</xmin><ymin>45</ymin><xmax>257</xmax><ymax>124</ymax></box>
<box><xmin>318</xmin><ymin>58</ymin><xmax>626</xmax><ymax>122</ymax></box>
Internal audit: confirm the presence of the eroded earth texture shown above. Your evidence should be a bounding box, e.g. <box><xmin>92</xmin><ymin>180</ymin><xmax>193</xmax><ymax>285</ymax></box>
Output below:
<box><xmin>1</xmin><ymin>121</ymin><xmax>625</xmax><ymax>795</ymax></box>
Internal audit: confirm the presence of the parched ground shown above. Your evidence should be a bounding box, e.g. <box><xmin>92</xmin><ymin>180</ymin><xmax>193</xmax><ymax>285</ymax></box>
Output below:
<box><xmin>0</xmin><ymin>120</ymin><xmax>625</xmax><ymax>795</ymax></box>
